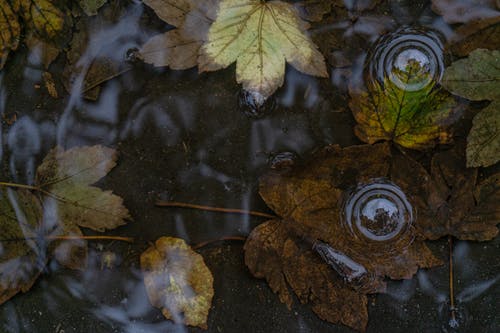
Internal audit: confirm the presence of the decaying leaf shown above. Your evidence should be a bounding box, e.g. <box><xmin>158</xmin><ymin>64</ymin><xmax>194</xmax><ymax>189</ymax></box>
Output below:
<box><xmin>140</xmin><ymin>0</ymin><xmax>218</xmax><ymax>69</ymax></box>
<box><xmin>449</xmin><ymin>16</ymin><xmax>500</xmax><ymax>57</ymax></box>
<box><xmin>431</xmin><ymin>0</ymin><xmax>500</xmax><ymax>24</ymax></box>
<box><xmin>141</xmin><ymin>237</ymin><xmax>214</xmax><ymax>329</ymax></box>
<box><xmin>0</xmin><ymin>189</ymin><xmax>46</xmax><ymax>305</ymax></box>
<box><xmin>0</xmin><ymin>0</ymin><xmax>21</xmax><ymax>69</ymax></box>
<box><xmin>442</xmin><ymin>49</ymin><xmax>500</xmax><ymax>167</ymax></box>
<box><xmin>199</xmin><ymin>0</ymin><xmax>328</xmax><ymax>101</ymax></box>
<box><xmin>63</xmin><ymin>2</ymin><xmax>133</xmax><ymax>100</ymax></box>
<box><xmin>349</xmin><ymin>76</ymin><xmax>459</xmax><ymax>150</ymax></box>
<box><xmin>245</xmin><ymin>143</ymin><xmax>442</xmax><ymax>331</ymax></box>
<box><xmin>418</xmin><ymin>148</ymin><xmax>500</xmax><ymax>240</ymax></box>
<box><xmin>0</xmin><ymin>145</ymin><xmax>131</xmax><ymax>304</ymax></box>
<box><xmin>17</xmin><ymin>0</ymin><xmax>65</xmax><ymax>39</ymax></box>
<box><xmin>293</xmin><ymin>0</ymin><xmax>341</xmax><ymax>22</ymax></box>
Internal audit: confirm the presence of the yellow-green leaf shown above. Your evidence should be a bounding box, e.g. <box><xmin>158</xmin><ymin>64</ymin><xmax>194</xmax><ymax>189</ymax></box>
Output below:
<box><xmin>17</xmin><ymin>0</ymin><xmax>65</xmax><ymax>38</ymax></box>
<box><xmin>140</xmin><ymin>237</ymin><xmax>214</xmax><ymax>329</ymax></box>
<box><xmin>0</xmin><ymin>0</ymin><xmax>21</xmax><ymax>69</ymax></box>
<box><xmin>199</xmin><ymin>0</ymin><xmax>328</xmax><ymax>100</ymax></box>
<box><xmin>349</xmin><ymin>78</ymin><xmax>459</xmax><ymax>150</ymax></box>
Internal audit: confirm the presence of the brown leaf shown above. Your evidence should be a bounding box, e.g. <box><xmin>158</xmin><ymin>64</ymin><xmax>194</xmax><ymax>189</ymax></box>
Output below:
<box><xmin>0</xmin><ymin>0</ymin><xmax>21</xmax><ymax>69</ymax></box>
<box><xmin>247</xmin><ymin>143</ymin><xmax>442</xmax><ymax>331</ymax></box>
<box><xmin>449</xmin><ymin>16</ymin><xmax>500</xmax><ymax>56</ymax></box>
<box><xmin>431</xmin><ymin>0</ymin><xmax>500</xmax><ymax>24</ymax></box>
<box><xmin>245</xmin><ymin>220</ymin><xmax>369</xmax><ymax>332</ymax></box>
<box><xmin>141</xmin><ymin>237</ymin><xmax>214</xmax><ymax>329</ymax></box>
<box><xmin>418</xmin><ymin>148</ymin><xmax>500</xmax><ymax>240</ymax></box>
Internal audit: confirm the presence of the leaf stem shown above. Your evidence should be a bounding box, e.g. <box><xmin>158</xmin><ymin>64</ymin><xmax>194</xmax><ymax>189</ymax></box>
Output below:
<box><xmin>0</xmin><ymin>181</ymin><xmax>41</xmax><ymax>191</ymax></box>
<box><xmin>155</xmin><ymin>201</ymin><xmax>277</xmax><ymax>219</ymax></box>
<box><xmin>448</xmin><ymin>236</ymin><xmax>456</xmax><ymax>322</ymax></box>
<box><xmin>193</xmin><ymin>236</ymin><xmax>247</xmax><ymax>250</ymax></box>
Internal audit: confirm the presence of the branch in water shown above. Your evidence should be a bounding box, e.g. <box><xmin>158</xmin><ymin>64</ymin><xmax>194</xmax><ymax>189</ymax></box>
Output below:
<box><xmin>156</xmin><ymin>201</ymin><xmax>277</xmax><ymax>219</ymax></box>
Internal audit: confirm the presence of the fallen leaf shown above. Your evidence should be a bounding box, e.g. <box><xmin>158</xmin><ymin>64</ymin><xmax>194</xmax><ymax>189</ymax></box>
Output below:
<box><xmin>199</xmin><ymin>0</ymin><xmax>328</xmax><ymax>100</ymax></box>
<box><xmin>349</xmin><ymin>76</ymin><xmax>459</xmax><ymax>150</ymax></box>
<box><xmin>431</xmin><ymin>0</ymin><xmax>500</xmax><ymax>24</ymax></box>
<box><xmin>442</xmin><ymin>49</ymin><xmax>500</xmax><ymax>167</ymax></box>
<box><xmin>79</xmin><ymin>0</ymin><xmax>107</xmax><ymax>16</ymax></box>
<box><xmin>141</xmin><ymin>237</ymin><xmax>214</xmax><ymax>329</ymax></box>
<box><xmin>449</xmin><ymin>16</ymin><xmax>500</xmax><ymax>57</ymax></box>
<box><xmin>17</xmin><ymin>0</ymin><xmax>65</xmax><ymax>39</ymax></box>
<box><xmin>245</xmin><ymin>143</ymin><xmax>442</xmax><ymax>331</ymax></box>
<box><xmin>63</xmin><ymin>3</ymin><xmax>133</xmax><ymax>100</ymax></box>
<box><xmin>25</xmin><ymin>33</ymin><xmax>60</xmax><ymax>69</ymax></box>
<box><xmin>0</xmin><ymin>189</ymin><xmax>46</xmax><ymax>305</ymax></box>
<box><xmin>418</xmin><ymin>148</ymin><xmax>500</xmax><ymax>240</ymax></box>
<box><xmin>293</xmin><ymin>0</ymin><xmax>341</xmax><ymax>22</ymax></box>
<box><xmin>0</xmin><ymin>0</ymin><xmax>21</xmax><ymax>69</ymax></box>
<box><xmin>35</xmin><ymin>145</ymin><xmax>131</xmax><ymax>232</ymax></box>
<box><xmin>140</xmin><ymin>0</ymin><xmax>218</xmax><ymax>69</ymax></box>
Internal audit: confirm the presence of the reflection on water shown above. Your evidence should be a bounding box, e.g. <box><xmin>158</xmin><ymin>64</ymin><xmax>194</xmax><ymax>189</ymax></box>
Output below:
<box><xmin>0</xmin><ymin>0</ymin><xmax>499</xmax><ymax>332</ymax></box>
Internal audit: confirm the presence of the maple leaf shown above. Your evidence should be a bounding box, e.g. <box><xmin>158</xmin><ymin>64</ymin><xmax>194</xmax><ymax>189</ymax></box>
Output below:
<box><xmin>140</xmin><ymin>0</ymin><xmax>218</xmax><ymax>69</ymax></box>
<box><xmin>199</xmin><ymin>0</ymin><xmax>328</xmax><ymax>100</ymax></box>
<box><xmin>442</xmin><ymin>49</ymin><xmax>500</xmax><ymax>167</ymax></box>
<box><xmin>140</xmin><ymin>237</ymin><xmax>214</xmax><ymax>329</ymax></box>
<box><xmin>0</xmin><ymin>145</ymin><xmax>131</xmax><ymax>304</ymax></box>
<box><xmin>349</xmin><ymin>74</ymin><xmax>460</xmax><ymax>150</ymax></box>
<box><xmin>245</xmin><ymin>143</ymin><xmax>442</xmax><ymax>331</ymax></box>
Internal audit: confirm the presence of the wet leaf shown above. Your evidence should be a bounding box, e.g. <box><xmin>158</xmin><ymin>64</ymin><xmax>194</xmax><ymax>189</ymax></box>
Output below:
<box><xmin>0</xmin><ymin>189</ymin><xmax>46</xmax><ymax>305</ymax></box>
<box><xmin>418</xmin><ymin>148</ymin><xmax>500</xmax><ymax>240</ymax></box>
<box><xmin>245</xmin><ymin>143</ymin><xmax>442</xmax><ymax>331</ymax></box>
<box><xmin>449</xmin><ymin>16</ymin><xmax>500</xmax><ymax>57</ymax></box>
<box><xmin>140</xmin><ymin>237</ymin><xmax>214</xmax><ymax>329</ymax></box>
<box><xmin>293</xmin><ymin>0</ymin><xmax>341</xmax><ymax>22</ymax></box>
<box><xmin>36</xmin><ymin>145</ymin><xmax>131</xmax><ymax>231</ymax></box>
<box><xmin>199</xmin><ymin>0</ymin><xmax>328</xmax><ymax>100</ymax></box>
<box><xmin>17</xmin><ymin>0</ymin><xmax>65</xmax><ymax>39</ymax></box>
<box><xmin>63</xmin><ymin>3</ymin><xmax>132</xmax><ymax>100</ymax></box>
<box><xmin>25</xmin><ymin>33</ymin><xmax>60</xmax><ymax>69</ymax></box>
<box><xmin>431</xmin><ymin>0</ymin><xmax>500</xmax><ymax>24</ymax></box>
<box><xmin>349</xmin><ymin>77</ymin><xmax>459</xmax><ymax>150</ymax></box>
<box><xmin>79</xmin><ymin>0</ymin><xmax>107</xmax><ymax>16</ymax></box>
<box><xmin>0</xmin><ymin>0</ymin><xmax>21</xmax><ymax>69</ymax></box>
<box><xmin>442</xmin><ymin>49</ymin><xmax>500</xmax><ymax>167</ymax></box>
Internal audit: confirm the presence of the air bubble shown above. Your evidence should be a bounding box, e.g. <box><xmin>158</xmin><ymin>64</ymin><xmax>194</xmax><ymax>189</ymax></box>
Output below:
<box><xmin>238</xmin><ymin>90</ymin><xmax>276</xmax><ymax>118</ymax></box>
<box><xmin>367</xmin><ymin>27</ymin><xmax>445</xmax><ymax>91</ymax></box>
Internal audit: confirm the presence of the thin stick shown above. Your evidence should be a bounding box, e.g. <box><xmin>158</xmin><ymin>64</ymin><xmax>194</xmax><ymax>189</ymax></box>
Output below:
<box><xmin>193</xmin><ymin>236</ymin><xmax>247</xmax><ymax>250</ymax></box>
<box><xmin>448</xmin><ymin>236</ymin><xmax>457</xmax><ymax>322</ymax></box>
<box><xmin>156</xmin><ymin>201</ymin><xmax>277</xmax><ymax>219</ymax></box>
<box><xmin>2</xmin><ymin>236</ymin><xmax>134</xmax><ymax>243</ymax></box>
<box><xmin>0</xmin><ymin>181</ymin><xmax>40</xmax><ymax>191</ymax></box>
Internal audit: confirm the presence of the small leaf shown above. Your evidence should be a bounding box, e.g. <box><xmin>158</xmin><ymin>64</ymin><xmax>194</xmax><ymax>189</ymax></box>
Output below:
<box><xmin>199</xmin><ymin>0</ymin><xmax>328</xmax><ymax>100</ymax></box>
<box><xmin>140</xmin><ymin>237</ymin><xmax>214</xmax><ymax>329</ymax></box>
<box><xmin>466</xmin><ymin>101</ymin><xmax>500</xmax><ymax>167</ymax></box>
<box><xmin>0</xmin><ymin>0</ymin><xmax>21</xmax><ymax>69</ymax></box>
<box><xmin>35</xmin><ymin>145</ymin><xmax>131</xmax><ymax>232</ymax></box>
<box><xmin>442</xmin><ymin>49</ymin><xmax>500</xmax><ymax>101</ymax></box>
<box><xmin>349</xmin><ymin>77</ymin><xmax>459</xmax><ymax>150</ymax></box>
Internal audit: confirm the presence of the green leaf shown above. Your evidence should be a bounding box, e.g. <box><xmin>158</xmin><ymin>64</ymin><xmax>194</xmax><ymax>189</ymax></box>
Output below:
<box><xmin>79</xmin><ymin>0</ymin><xmax>107</xmax><ymax>16</ymax></box>
<box><xmin>349</xmin><ymin>77</ymin><xmax>458</xmax><ymax>150</ymax></box>
<box><xmin>466</xmin><ymin>101</ymin><xmax>500</xmax><ymax>167</ymax></box>
<box><xmin>442</xmin><ymin>49</ymin><xmax>500</xmax><ymax>167</ymax></box>
<box><xmin>0</xmin><ymin>0</ymin><xmax>21</xmax><ymax>69</ymax></box>
<box><xmin>199</xmin><ymin>0</ymin><xmax>328</xmax><ymax>100</ymax></box>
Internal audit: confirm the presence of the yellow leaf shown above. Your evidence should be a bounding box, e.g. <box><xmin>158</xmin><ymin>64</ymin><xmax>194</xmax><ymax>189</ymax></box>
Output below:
<box><xmin>199</xmin><ymin>0</ymin><xmax>328</xmax><ymax>99</ymax></box>
<box><xmin>0</xmin><ymin>0</ymin><xmax>21</xmax><ymax>69</ymax></box>
<box><xmin>17</xmin><ymin>0</ymin><xmax>65</xmax><ymax>38</ymax></box>
<box><xmin>140</xmin><ymin>237</ymin><xmax>214</xmax><ymax>329</ymax></box>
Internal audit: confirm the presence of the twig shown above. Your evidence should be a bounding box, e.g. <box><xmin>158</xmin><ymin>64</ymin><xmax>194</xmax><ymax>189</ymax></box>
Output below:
<box><xmin>449</xmin><ymin>236</ymin><xmax>457</xmax><ymax>323</ymax></box>
<box><xmin>1</xmin><ymin>236</ymin><xmax>134</xmax><ymax>243</ymax></box>
<box><xmin>155</xmin><ymin>201</ymin><xmax>277</xmax><ymax>219</ymax></box>
<box><xmin>193</xmin><ymin>236</ymin><xmax>247</xmax><ymax>250</ymax></box>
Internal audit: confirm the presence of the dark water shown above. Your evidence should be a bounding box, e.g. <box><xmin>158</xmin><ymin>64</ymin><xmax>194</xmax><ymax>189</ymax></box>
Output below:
<box><xmin>1</xmin><ymin>0</ymin><xmax>499</xmax><ymax>332</ymax></box>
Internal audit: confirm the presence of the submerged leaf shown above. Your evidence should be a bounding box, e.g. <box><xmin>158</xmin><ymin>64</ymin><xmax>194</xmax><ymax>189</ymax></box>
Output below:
<box><xmin>0</xmin><ymin>0</ymin><xmax>21</xmax><ymax>69</ymax></box>
<box><xmin>199</xmin><ymin>0</ymin><xmax>328</xmax><ymax>100</ymax></box>
<box><xmin>442</xmin><ymin>49</ymin><xmax>500</xmax><ymax>167</ymax></box>
<box><xmin>79</xmin><ymin>0</ymin><xmax>107</xmax><ymax>16</ymax></box>
<box><xmin>349</xmin><ymin>77</ymin><xmax>459</xmax><ymax>149</ymax></box>
<box><xmin>36</xmin><ymin>145</ymin><xmax>131</xmax><ymax>231</ymax></box>
<box><xmin>431</xmin><ymin>0</ymin><xmax>500</xmax><ymax>24</ymax></box>
<box><xmin>0</xmin><ymin>189</ymin><xmax>46</xmax><ymax>305</ymax></box>
<box><xmin>449</xmin><ymin>16</ymin><xmax>500</xmax><ymax>56</ymax></box>
<box><xmin>17</xmin><ymin>0</ymin><xmax>65</xmax><ymax>39</ymax></box>
<box><xmin>245</xmin><ymin>143</ymin><xmax>442</xmax><ymax>331</ymax></box>
<box><xmin>141</xmin><ymin>237</ymin><xmax>214</xmax><ymax>329</ymax></box>
<box><xmin>140</xmin><ymin>0</ymin><xmax>217</xmax><ymax>69</ymax></box>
